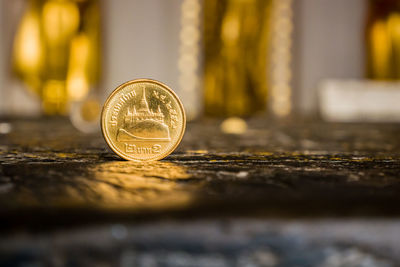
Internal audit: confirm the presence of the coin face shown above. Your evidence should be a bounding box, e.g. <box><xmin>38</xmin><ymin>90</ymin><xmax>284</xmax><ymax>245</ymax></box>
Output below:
<box><xmin>101</xmin><ymin>79</ymin><xmax>186</xmax><ymax>161</ymax></box>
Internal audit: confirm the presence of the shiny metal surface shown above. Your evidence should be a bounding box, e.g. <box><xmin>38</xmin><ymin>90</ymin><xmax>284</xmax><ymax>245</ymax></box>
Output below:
<box><xmin>101</xmin><ymin>79</ymin><xmax>186</xmax><ymax>161</ymax></box>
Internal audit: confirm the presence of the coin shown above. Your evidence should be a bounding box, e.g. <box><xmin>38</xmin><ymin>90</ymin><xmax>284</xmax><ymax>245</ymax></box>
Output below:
<box><xmin>101</xmin><ymin>79</ymin><xmax>186</xmax><ymax>161</ymax></box>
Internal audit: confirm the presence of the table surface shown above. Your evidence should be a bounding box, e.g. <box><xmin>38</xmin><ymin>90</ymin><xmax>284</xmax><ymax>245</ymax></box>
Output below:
<box><xmin>1</xmin><ymin>117</ymin><xmax>400</xmax><ymax>265</ymax></box>
<box><xmin>1</xmin><ymin>117</ymin><xmax>400</xmax><ymax>226</ymax></box>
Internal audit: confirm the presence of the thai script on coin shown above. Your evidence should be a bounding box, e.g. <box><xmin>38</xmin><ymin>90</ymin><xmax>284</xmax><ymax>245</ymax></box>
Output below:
<box><xmin>101</xmin><ymin>79</ymin><xmax>186</xmax><ymax>161</ymax></box>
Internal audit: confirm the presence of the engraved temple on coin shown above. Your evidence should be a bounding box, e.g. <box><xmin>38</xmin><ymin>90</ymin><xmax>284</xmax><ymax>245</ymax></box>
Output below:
<box><xmin>117</xmin><ymin>88</ymin><xmax>171</xmax><ymax>142</ymax></box>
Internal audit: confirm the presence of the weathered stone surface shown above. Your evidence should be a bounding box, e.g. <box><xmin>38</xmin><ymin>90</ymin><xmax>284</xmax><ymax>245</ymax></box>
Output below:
<box><xmin>1</xmin><ymin>118</ymin><xmax>400</xmax><ymax>224</ymax></box>
<box><xmin>1</xmin><ymin>118</ymin><xmax>400</xmax><ymax>265</ymax></box>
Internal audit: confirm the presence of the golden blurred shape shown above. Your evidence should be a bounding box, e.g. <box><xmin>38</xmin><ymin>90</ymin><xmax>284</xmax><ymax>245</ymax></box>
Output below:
<box><xmin>220</xmin><ymin>117</ymin><xmax>247</xmax><ymax>134</ymax></box>
<box><xmin>67</xmin><ymin>34</ymin><xmax>90</xmax><ymax>100</ymax></box>
<box><xmin>370</xmin><ymin>20</ymin><xmax>391</xmax><ymax>78</ymax></box>
<box><xmin>203</xmin><ymin>0</ymin><xmax>272</xmax><ymax>117</ymax></box>
<box><xmin>12</xmin><ymin>0</ymin><xmax>101</xmax><ymax>115</ymax></box>
<box><xmin>42</xmin><ymin>79</ymin><xmax>67</xmax><ymax>114</ymax></box>
<box><xmin>366</xmin><ymin>0</ymin><xmax>400</xmax><ymax>80</ymax></box>
<box><xmin>13</xmin><ymin>1</ymin><xmax>44</xmax><ymax>94</ymax></box>
<box><xmin>42</xmin><ymin>0</ymin><xmax>80</xmax><ymax>45</ymax></box>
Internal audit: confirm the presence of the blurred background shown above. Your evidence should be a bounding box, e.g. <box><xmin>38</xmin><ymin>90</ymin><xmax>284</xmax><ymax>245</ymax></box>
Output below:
<box><xmin>0</xmin><ymin>0</ymin><xmax>400</xmax><ymax>126</ymax></box>
<box><xmin>3</xmin><ymin>2</ymin><xmax>400</xmax><ymax>266</ymax></box>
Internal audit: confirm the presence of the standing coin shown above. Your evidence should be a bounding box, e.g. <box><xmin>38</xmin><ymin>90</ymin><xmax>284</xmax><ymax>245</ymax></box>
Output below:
<box><xmin>101</xmin><ymin>79</ymin><xmax>186</xmax><ymax>161</ymax></box>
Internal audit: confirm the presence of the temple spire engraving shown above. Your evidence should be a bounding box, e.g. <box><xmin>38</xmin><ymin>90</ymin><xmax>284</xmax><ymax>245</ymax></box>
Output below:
<box><xmin>138</xmin><ymin>88</ymin><xmax>150</xmax><ymax>112</ymax></box>
<box><xmin>117</xmin><ymin>88</ymin><xmax>171</xmax><ymax>142</ymax></box>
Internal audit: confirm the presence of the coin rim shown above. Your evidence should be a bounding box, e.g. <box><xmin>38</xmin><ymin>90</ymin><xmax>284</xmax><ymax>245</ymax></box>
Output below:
<box><xmin>101</xmin><ymin>78</ymin><xmax>186</xmax><ymax>161</ymax></box>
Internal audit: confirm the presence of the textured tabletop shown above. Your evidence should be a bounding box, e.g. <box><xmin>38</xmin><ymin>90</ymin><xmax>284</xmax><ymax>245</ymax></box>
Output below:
<box><xmin>2</xmin><ymin>118</ymin><xmax>400</xmax><ymax>265</ymax></box>
<box><xmin>1</xmin><ymin>117</ymin><xmax>400</xmax><ymax>226</ymax></box>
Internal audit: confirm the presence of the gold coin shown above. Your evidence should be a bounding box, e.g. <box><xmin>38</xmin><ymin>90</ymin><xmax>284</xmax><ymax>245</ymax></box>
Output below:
<box><xmin>101</xmin><ymin>79</ymin><xmax>186</xmax><ymax>161</ymax></box>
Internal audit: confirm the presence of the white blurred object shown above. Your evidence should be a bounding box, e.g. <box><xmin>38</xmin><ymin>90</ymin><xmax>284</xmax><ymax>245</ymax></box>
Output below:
<box><xmin>69</xmin><ymin>95</ymin><xmax>101</xmax><ymax>133</ymax></box>
<box><xmin>0</xmin><ymin>122</ymin><xmax>12</xmax><ymax>134</ymax></box>
<box><xmin>319</xmin><ymin>79</ymin><xmax>400</xmax><ymax>122</ymax></box>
